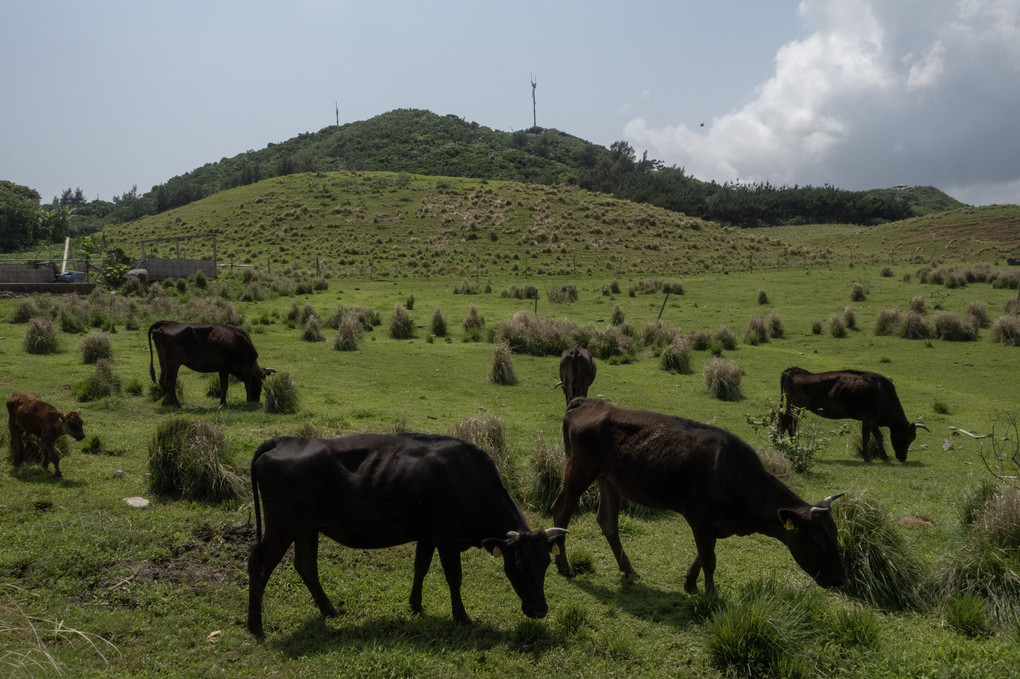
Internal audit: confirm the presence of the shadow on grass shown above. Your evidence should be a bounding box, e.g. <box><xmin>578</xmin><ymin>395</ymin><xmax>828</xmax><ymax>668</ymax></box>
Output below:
<box><xmin>267</xmin><ymin>612</ymin><xmax>566</xmax><ymax>658</ymax></box>
<box><xmin>568</xmin><ymin>575</ymin><xmax>711</xmax><ymax>630</ymax></box>
<box><xmin>10</xmin><ymin>466</ymin><xmax>87</xmax><ymax>487</ymax></box>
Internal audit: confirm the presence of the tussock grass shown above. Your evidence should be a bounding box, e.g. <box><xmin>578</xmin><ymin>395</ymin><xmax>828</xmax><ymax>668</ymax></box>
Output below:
<box><xmin>79</xmin><ymin>330</ymin><xmax>113</xmax><ymax>364</ymax></box>
<box><xmin>73</xmin><ymin>358</ymin><xmax>123</xmax><ymax>402</ymax></box>
<box><xmin>660</xmin><ymin>338</ymin><xmax>693</xmax><ymax>374</ymax></box>
<box><xmin>262</xmin><ymin>372</ymin><xmax>299</xmax><ymax>414</ymax></box>
<box><xmin>453</xmin><ymin>414</ymin><xmax>516</xmax><ymax>493</ymax></box>
<box><xmin>147</xmin><ymin>418</ymin><xmax>245</xmax><ymax>503</ymax></box>
<box><xmin>430</xmin><ymin>307</ymin><xmax>447</xmax><ymax>337</ymax></box>
<box><xmin>704</xmin><ymin>358</ymin><xmax>743</xmax><ymax>401</ymax></box>
<box><xmin>899</xmin><ymin>311</ymin><xmax>933</xmax><ymax>340</ymax></box>
<box><xmin>990</xmin><ymin>315</ymin><xmax>1020</xmax><ymax>346</ymax></box>
<box><xmin>834</xmin><ymin>492</ymin><xmax>926</xmax><ymax>611</ymax></box>
<box><xmin>493</xmin><ymin>311</ymin><xmax>583</xmax><ymax>356</ymax></box>
<box><xmin>332</xmin><ymin>310</ymin><xmax>363</xmax><ymax>351</ymax></box>
<box><xmin>388</xmin><ymin>304</ymin><xmax>415</xmax><ymax>339</ymax></box>
<box><xmin>933</xmin><ymin>311</ymin><xmax>977</xmax><ymax>341</ymax></box>
<box><xmin>487</xmin><ymin>341</ymin><xmax>517</xmax><ymax>386</ymax></box>
<box><xmin>874</xmin><ymin>308</ymin><xmax>902</xmax><ymax>336</ymax></box>
<box><xmin>23</xmin><ymin>317</ymin><xmax>59</xmax><ymax>355</ymax></box>
<box><xmin>743</xmin><ymin>315</ymin><xmax>768</xmax><ymax>345</ymax></box>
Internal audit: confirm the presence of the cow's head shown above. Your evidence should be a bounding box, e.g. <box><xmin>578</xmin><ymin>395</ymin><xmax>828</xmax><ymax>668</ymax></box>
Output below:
<box><xmin>62</xmin><ymin>409</ymin><xmax>85</xmax><ymax>441</ymax></box>
<box><xmin>245</xmin><ymin>366</ymin><xmax>276</xmax><ymax>402</ymax></box>
<box><xmin>483</xmin><ymin>528</ymin><xmax>567</xmax><ymax>619</ymax></box>
<box><xmin>891</xmin><ymin>421</ymin><xmax>929</xmax><ymax>462</ymax></box>
<box><xmin>777</xmin><ymin>493</ymin><xmax>845</xmax><ymax>589</ymax></box>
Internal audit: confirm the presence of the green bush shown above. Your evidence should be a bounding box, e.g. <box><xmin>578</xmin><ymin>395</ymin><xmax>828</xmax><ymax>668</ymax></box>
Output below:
<box><xmin>430</xmin><ymin>308</ymin><xmax>447</xmax><ymax>337</ymax></box>
<box><xmin>487</xmin><ymin>341</ymin><xmax>517</xmax><ymax>386</ymax></box>
<box><xmin>73</xmin><ymin>359</ymin><xmax>122</xmax><ymax>402</ymax></box>
<box><xmin>703</xmin><ymin>358</ymin><xmax>742</xmax><ymax>401</ymax></box>
<box><xmin>263</xmin><ymin>372</ymin><xmax>299</xmax><ymax>414</ymax></box>
<box><xmin>147</xmin><ymin>418</ymin><xmax>245</xmax><ymax>503</ymax></box>
<box><xmin>24</xmin><ymin>317</ymin><xmax>59</xmax><ymax>355</ymax></box>
<box><xmin>389</xmin><ymin>304</ymin><xmax>415</xmax><ymax>339</ymax></box>
<box><xmin>79</xmin><ymin>330</ymin><xmax>112</xmax><ymax>364</ymax></box>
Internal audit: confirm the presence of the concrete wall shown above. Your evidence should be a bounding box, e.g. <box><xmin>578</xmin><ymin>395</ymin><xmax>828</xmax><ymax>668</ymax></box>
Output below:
<box><xmin>0</xmin><ymin>263</ymin><xmax>56</xmax><ymax>283</ymax></box>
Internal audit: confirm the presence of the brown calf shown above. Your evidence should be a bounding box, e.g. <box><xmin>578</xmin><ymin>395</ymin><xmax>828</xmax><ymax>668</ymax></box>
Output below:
<box><xmin>7</xmin><ymin>393</ymin><xmax>85</xmax><ymax>479</ymax></box>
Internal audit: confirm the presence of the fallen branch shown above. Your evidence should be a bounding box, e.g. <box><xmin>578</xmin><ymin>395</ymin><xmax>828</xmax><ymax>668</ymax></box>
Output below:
<box><xmin>949</xmin><ymin>426</ymin><xmax>990</xmax><ymax>439</ymax></box>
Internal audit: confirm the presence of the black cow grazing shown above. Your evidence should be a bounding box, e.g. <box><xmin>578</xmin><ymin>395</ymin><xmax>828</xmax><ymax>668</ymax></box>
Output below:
<box><xmin>555</xmin><ymin>345</ymin><xmax>596</xmax><ymax>404</ymax></box>
<box><xmin>247</xmin><ymin>433</ymin><xmax>567</xmax><ymax>636</ymax></box>
<box><xmin>148</xmin><ymin>321</ymin><xmax>274</xmax><ymax>407</ymax></box>
<box><xmin>778</xmin><ymin>367</ymin><xmax>929</xmax><ymax>462</ymax></box>
<box><xmin>550</xmin><ymin>398</ymin><xmax>845</xmax><ymax>593</ymax></box>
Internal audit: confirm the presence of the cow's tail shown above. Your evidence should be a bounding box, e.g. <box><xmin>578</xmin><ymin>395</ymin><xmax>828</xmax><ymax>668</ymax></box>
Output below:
<box><xmin>251</xmin><ymin>438</ymin><xmax>279</xmax><ymax>545</ymax></box>
<box><xmin>147</xmin><ymin>321</ymin><xmax>161</xmax><ymax>383</ymax></box>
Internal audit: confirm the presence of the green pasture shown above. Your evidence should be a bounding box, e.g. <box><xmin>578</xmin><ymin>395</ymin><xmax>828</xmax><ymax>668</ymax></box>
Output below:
<box><xmin>1</xmin><ymin>257</ymin><xmax>1018</xmax><ymax>677</ymax></box>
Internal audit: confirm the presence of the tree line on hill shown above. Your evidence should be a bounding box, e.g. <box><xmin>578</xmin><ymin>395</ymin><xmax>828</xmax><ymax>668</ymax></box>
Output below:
<box><xmin>1</xmin><ymin>109</ymin><xmax>963</xmax><ymax>253</ymax></box>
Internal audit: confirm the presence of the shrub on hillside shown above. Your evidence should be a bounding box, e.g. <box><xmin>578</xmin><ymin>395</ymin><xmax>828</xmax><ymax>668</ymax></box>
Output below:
<box><xmin>835</xmin><ymin>492</ymin><xmax>926</xmax><ymax>611</ymax></box>
<box><xmin>843</xmin><ymin>305</ymin><xmax>857</xmax><ymax>331</ymax></box>
<box><xmin>660</xmin><ymin>338</ymin><xmax>693</xmax><ymax>374</ymax></box>
<box><xmin>79</xmin><ymin>330</ymin><xmax>112</xmax><ymax>364</ymax></box>
<box><xmin>899</xmin><ymin>311</ymin><xmax>934</xmax><ymax>340</ymax></box>
<box><xmin>990</xmin><ymin>315</ymin><xmax>1020</xmax><ymax>346</ymax></box>
<box><xmin>333</xmin><ymin>310</ymin><xmax>363</xmax><ymax>351</ymax></box>
<box><xmin>263</xmin><ymin>372</ymin><xmax>299</xmax><ymax>414</ymax></box>
<box><xmin>874</xmin><ymin>308</ymin><xmax>902</xmax><ymax>336</ymax></box>
<box><xmin>703</xmin><ymin>358</ymin><xmax>742</xmax><ymax>401</ymax></box>
<box><xmin>934</xmin><ymin>311</ymin><xmax>977</xmax><ymax>341</ymax></box>
<box><xmin>966</xmin><ymin>300</ymin><xmax>990</xmax><ymax>329</ymax></box>
<box><xmin>23</xmin><ymin>317</ymin><xmax>59</xmax><ymax>355</ymax></box>
<box><xmin>829</xmin><ymin>314</ymin><xmax>847</xmax><ymax>338</ymax></box>
<box><xmin>147</xmin><ymin>418</ymin><xmax>245</xmax><ymax>503</ymax></box>
<box><xmin>610</xmin><ymin>305</ymin><xmax>625</xmax><ymax>326</ymax></box>
<box><xmin>588</xmin><ymin>326</ymin><xmax>636</xmax><ymax>361</ymax></box>
<box><xmin>851</xmin><ymin>281</ymin><xmax>868</xmax><ymax>302</ymax></box>
<box><xmin>767</xmin><ymin>312</ymin><xmax>784</xmax><ymax>339</ymax></box>
<box><xmin>430</xmin><ymin>308</ymin><xmax>447</xmax><ymax>337</ymax></box>
<box><xmin>487</xmin><ymin>341</ymin><xmax>517</xmax><ymax>386</ymax></box>
<box><xmin>301</xmin><ymin>315</ymin><xmax>325</xmax><ymax>342</ymax></box>
<box><xmin>743</xmin><ymin>316</ymin><xmax>768</xmax><ymax>345</ymax></box>
<box><xmin>714</xmin><ymin>326</ymin><xmax>737</xmax><ymax>350</ymax></box>
<box><xmin>389</xmin><ymin>305</ymin><xmax>415</xmax><ymax>339</ymax></box>
<box><xmin>757</xmin><ymin>288</ymin><xmax>769</xmax><ymax>305</ymax></box>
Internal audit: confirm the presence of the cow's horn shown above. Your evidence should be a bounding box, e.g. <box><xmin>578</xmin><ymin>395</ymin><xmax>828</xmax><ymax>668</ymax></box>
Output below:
<box><xmin>505</xmin><ymin>531</ymin><xmax>520</xmax><ymax>542</ymax></box>
<box><xmin>544</xmin><ymin>527</ymin><xmax>569</xmax><ymax>539</ymax></box>
<box><xmin>915</xmin><ymin>421</ymin><xmax>929</xmax><ymax>432</ymax></box>
<box><xmin>553</xmin><ymin>381</ymin><xmax>563</xmax><ymax>390</ymax></box>
<box><xmin>810</xmin><ymin>506</ymin><xmax>831</xmax><ymax>517</ymax></box>
<box><xmin>816</xmin><ymin>492</ymin><xmax>845</xmax><ymax>509</ymax></box>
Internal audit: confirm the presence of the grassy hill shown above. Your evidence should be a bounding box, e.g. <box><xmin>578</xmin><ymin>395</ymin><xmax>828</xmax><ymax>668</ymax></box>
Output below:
<box><xmin>101</xmin><ymin>171</ymin><xmax>1018</xmax><ymax>280</ymax></box>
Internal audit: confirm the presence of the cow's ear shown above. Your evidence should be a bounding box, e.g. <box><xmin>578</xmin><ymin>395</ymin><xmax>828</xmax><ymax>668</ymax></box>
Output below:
<box><xmin>482</xmin><ymin>538</ymin><xmax>508</xmax><ymax>558</ymax></box>
<box><xmin>778</xmin><ymin>508</ymin><xmax>801</xmax><ymax>531</ymax></box>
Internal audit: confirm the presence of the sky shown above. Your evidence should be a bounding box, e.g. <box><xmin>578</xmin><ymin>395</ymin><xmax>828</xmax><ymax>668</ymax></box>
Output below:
<box><xmin>3</xmin><ymin>0</ymin><xmax>1019</xmax><ymax>207</ymax></box>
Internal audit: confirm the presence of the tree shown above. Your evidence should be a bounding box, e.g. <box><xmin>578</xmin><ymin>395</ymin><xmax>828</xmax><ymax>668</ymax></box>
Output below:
<box><xmin>0</xmin><ymin>180</ymin><xmax>41</xmax><ymax>251</ymax></box>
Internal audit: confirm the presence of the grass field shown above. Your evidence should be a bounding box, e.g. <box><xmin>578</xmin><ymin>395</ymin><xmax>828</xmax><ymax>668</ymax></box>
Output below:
<box><xmin>2</xmin><ymin>172</ymin><xmax>1020</xmax><ymax>677</ymax></box>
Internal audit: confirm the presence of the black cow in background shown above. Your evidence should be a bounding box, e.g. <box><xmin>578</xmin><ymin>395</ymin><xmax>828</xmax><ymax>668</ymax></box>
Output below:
<box><xmin>555</xmin><ymin>345</ymin><xmax>596</xmax><ymax>404</ymax></box>
<box><xmin>148</xmin><ymin>321</ymin><xmax>274</xmax><ymax>407</ymax></box>
<box><xmin>551</xmin><ymin>398</ymin><xmax>845</xmax><ymax>594</ymax></box>
<box><xmin>779</xmin><ymin>367</ymin><xmax>929</xmax><ymax>462</ymax></box>
<box><xmin>247</xmin><ymin>433</ymin><xmax>567</xmax><ymax>636</ymax></box>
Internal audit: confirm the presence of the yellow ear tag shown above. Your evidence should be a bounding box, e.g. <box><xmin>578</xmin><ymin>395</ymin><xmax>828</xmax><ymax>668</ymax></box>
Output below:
<box><xmin>492</xmin><ymin>546</ymin><xmax>503</xmax><ymax>558</ymax></box>
<box><xmin>784</xmin><ymin>518</ymin><xmax>795</xmax><ymax>531</ymax></box>
<box><xmin>550</xmin><ymin>543</ymin><xmax>561</xmax><ymax>557</ymax></box>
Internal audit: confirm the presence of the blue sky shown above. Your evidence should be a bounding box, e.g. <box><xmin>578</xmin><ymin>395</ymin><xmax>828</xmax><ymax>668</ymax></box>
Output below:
<box><xmin>3</xmin><ymin>0</ymin><xmax>1018</xmax><ymax>207</ymax></box>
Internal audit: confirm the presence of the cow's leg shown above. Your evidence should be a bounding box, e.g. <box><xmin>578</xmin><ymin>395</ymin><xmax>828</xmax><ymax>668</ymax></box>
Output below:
<box><xmin>246</xmin><ymin>532</ymin><xmax>294</xmax><ymax>636</ymax></box>
<box><xmin>549</xmin><ymin>468</ymin><xmax>596</xmax><ymax>577</ymax></box>
<box><xmin>871</xmin><ymin>424</ymin><xmax>888</xmax><ymax>460</ymax></box>
<box><xmin>45</xmin><ymin>440</ymin><xmax>62</xmax><ymax>480</ymax></box>
<box><xmin>161</xmin><ymin>364</ymin><xmax>182</xmax><ymax>407</ymax></box>
<box><xmin>689</xmin><ymin>530</ymin><xmax>718</xmax><ymax>594</ymax></box>
<box><xmin>410</xmin><ymin>540</ymin><xmax>435</xmax><ymax>616</ymax></box>
<box><xmin>293</xmin><ymin>530</ymin><xmax>338</xmax><ymax>619</ymax></box>
<box><xmin>8</xmin><ymin>419</ymin><xmax>23</xmax><ymax>468</ymax></box>
<box><xmin>436</xmin><ymin>546</ymin><xmax>469</xmax><ymax>624</ymax></box>
<box><xmin>596</xmin><ymin>479</ymin><xmax>638</xmax><ymax>578</ymax></box>
<box><xmin>218</xmin><ymin>371</ymin><xmax>229</xmax><ymax>406</ymax></box>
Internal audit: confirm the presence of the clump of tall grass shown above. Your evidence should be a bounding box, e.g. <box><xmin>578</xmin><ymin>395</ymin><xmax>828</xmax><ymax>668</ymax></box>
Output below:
<box><xmin>628</xmin><ymin>278</ymin><xmax>684</xmax><ymax>296</ymax></box>
<box><xmin>326</xmin><ymin>305</ymin><xmax>380</xmax><ymax>332</ymax></box>
<box><xmin>333</xmin><ymin>310</ymin><xmax>364</xmax><ymax>351</ymax></box>
<box><xmin>23</xmin><ymin>317</ymin><xmax>59</xmax><ymax>355</ymax></box>
<box><xmin>874</xmin><ymin>308</ymin><xmax>902</xmax><ymax>336</ymax></box>
<box><xmin>493</xmin><ymin>311</ymin><xmax>585</xmax><ymax>356</ymax></box>
<box><xmin>147</xmin><ymin>418</ymin><xmax>245</xmax><ymax>502</ymax></box>
<box><xmin>13</xmin><ymin>297</ymin><xmax>41</xmax><ymax>323</ymax></box>
<box><xmin>703</xmin><ymin>358</ymin><xmax>742</xmax><ymax>401</ymax></box>
<box><xmin>880</xmin><ymin>266</ymin><xmax>894</xmax><ymax>277</ymax></box>
<box><xmin>500</xmin><ymin>284</ymin><xmax>539</xmax><ymax>300</ymax></box>
<box><xmin>899</xmin><ymin>311</ymin><xmax>933</xmax><ymax>340</ymax></box>
<box><xmin>262</xmin><ymin>372</ymin><xmax>299</xmax><ymax>414</ymax></box>
<box><xmin>757</xmin><ymin>289</ymin><xmax>769</xmax><ymax>305</ymax></box>
<box><xmin>184</xmin><ymin>296</ymin><xmax>244</xmax><ymax>326</ymax></box>
<box><xmin>79</xmin><ymin>330</ymin><xmax>112</xmax><ymax>364</ymax></box>
<box><xmin>705</xmin><ymin>577</ymin><xmax>823</xmax><ymax>679</ymax></box>
<box><xmin>743</xmin><ymin>315</ymin><xmax>768</xmax><ymax>345</ymax></box>
<box><xmin>850</xmin><ymin>281</ymin><xmax>868</xmax><ymax>302</ymax></box>
<box><xmin>909</xmin><ymin>296</ymin><xmax>926</xmax><ymax>314</ymax></box>
<box><xmin>487</xmin><ymin>341</ymin><xmax>517</xmax><ymax>386</ymax></box>
<box><xmin>389</xmin><ymin>304</ymin><xmax>415</xmax><ymax>339</ymax></box>
<box><xmin>966</xmin><ymin>300</ymin><xmax>990</xmax><ymax>329</ymax></box>
<box><xmin>767</xmin><ymin>312</ymin><xmax>784</xmax><ymax>339</ymax></box>
<box><xmin>829</xmin><ymin>314</ymin><xmax>847</xmax><ymax>338</ymax></box>
<box><xmin>463</xmin><ymin>305</ymin><xmax>485</xmax><ymax>342</ymax></box>
<box><xmin>430</xmin><ymin>308</ymin><xmax>447</xmax><ymax>337</ymax></box>
<box><xmin>842</xmin><ymin>305</ymin><xmax>857</xmax><ymax>331</ymax></box>
<box><xmin>587</xmin><ymin>326</ymin><xmax>636</xmax><ymax>361</ymax></box>
<box><xmin>301</xmin><ymin>315</ymin><xmax>325</xmax><ymax>342</ymax></box>
<box><xmin>73</xmin><ymin>359</ymin><xmax>122</xmax><ymax>402</ymax></box>
<box><xmin>453</xmin><ymin>414</ymin><xmax>516</xmax><ymax>493</ymax></box>
<box><xmin>834</xmin><ymin>492</ymin><xmax>926</xmax><ymax>611</ymax></box>
<box><xmin>714</xmin><ymin>325</ymin><xmax>737</xmax><ymax>350</ymax></box>
<box><xmin>610</xmin><ymin>305</ymin><xmax>625</xmax><ymax>326</ymax></box>
<box><xmin>547</xmin><ymin>284</ymin><xmax>578</xmax><ymax>303</ymax></box>
<box><xmin>747</xmin><ymin>401</ymin><xmax>823</xmax><ymax>473</ymax></box>
<box><xmin>933</xmin><ymin>311</ymin><xmax>977</xmax><ymax>341</ymax></box>
<box><xmin>936</xmin><ymin>482</ymin><xmax>1020</xmax><ymax>626</ymax></box>
<box><xmin>944</xmin><ymin>594</ymin><xmax>993</xmax><ymax>638</ymax></box>
<box><xmin>523</xmin><ymin>433</ymin><xmax>571</xmax><ymax>513</ymax></box>
<box><xmin>660</xmin><ymin>338</ymin><xmax>693</xmax><ymax>374</ymax></box>
<box><xmin>990</xmin><ymin>315</ymin><xmax>1020</xmax><ymax>346</ymax></box>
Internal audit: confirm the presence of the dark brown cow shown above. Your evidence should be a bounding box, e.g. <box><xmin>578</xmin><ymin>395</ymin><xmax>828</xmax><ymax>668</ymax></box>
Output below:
<box><xmin>550</xmin><ymin>398</ymin><xmax>844</xmax><ymax>593</ymax></box>
<box><xmin>555</xmin><ymin>345</ymin><xmax>596</xmax><ymax>404</ymax></box>
<box><xmin>148</xmin><ymin>320</ymin><xmax>274</xmax><ymax>407</ymax></box>
<box><xmin>779</xmin><ymin>367</ymin><xmax>928</xmax><ymax>462</ymax></box>
<box><xmin>7</xmin><ymin>393</ymin><xmax>85</xmax><ymax>479</ymax></box>
<box><xmin>247</xmin><ymin>433</ymin><xmax>567</xmax><ymax>636</ymax></box>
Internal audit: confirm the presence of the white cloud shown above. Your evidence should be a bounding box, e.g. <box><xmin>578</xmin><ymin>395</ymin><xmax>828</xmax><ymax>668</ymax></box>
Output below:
<box><xmin>625</xmin><ymin>0</ymin><xmax>1020</xmax><ymax>204</ymax></box>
